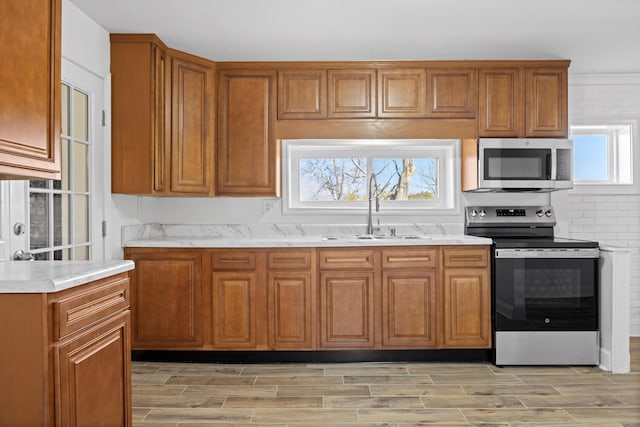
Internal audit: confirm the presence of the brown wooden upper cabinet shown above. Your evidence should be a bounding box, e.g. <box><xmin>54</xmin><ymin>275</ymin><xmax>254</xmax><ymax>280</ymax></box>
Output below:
<box><xmin>479</xmin><ymin>66</ymin><xmax>568</xmax><ymax>137</ymax></box>
<box><xmin>426</xmin><ymin>68</ymin><xmax>477</xmax><ymax>119</ymax></box>
<box><xmin>0</xmin><ymin>0</ymin><xmax>61</xmax><ymax>179</ymax></box>
<box><xmin>217</xmin><ymin>69</ymin><xmax>279</xmax><ymax>196</ymax></box>
<box><xmin>526</xmin><ymin>67</ymin><xmax>568</xmax><ymax>137</ymax></box>
<box><xmin>328</xmin><ymin>69</ymin><xmax>377</xmax><ymax>118</ymax></box>
<box><xmin>111</xmin><ymin>35</ymin><xmax>215</xmax><ymax>196</ymax></box>
<box><xmin>277</xmin><ymin>70</ymin><xmax>327</xmax><ymax>119</ymax></box>
<box><xmin>378</xmin><ymin>68</ymin><xmax>428</xmax><ymax>118</ymax></box>
<box><xmin>478</xmin><ymin>68</ymin><xmax>521</xmax><ymax>137</ymax></box>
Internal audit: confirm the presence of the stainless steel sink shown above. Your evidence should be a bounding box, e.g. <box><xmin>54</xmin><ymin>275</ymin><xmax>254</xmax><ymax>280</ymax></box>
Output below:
<box><xmin>321</xmin><ymin>234</ymin><xmax>430</xmax><ymax>241</ymax></box>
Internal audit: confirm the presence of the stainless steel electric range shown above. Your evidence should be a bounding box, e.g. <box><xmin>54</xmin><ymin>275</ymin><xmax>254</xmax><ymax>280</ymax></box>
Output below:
<box><xmin>465</xmin><ymin>206</ymin><xmax>600</xmax><ymax>366</ymax></box>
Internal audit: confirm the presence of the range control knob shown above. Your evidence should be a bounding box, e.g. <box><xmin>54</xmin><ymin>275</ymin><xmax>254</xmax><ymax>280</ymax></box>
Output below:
<box><xmin>479</xmin><ymin>209</ymin><xmax>487</xmax><ymax>217</ymax></box>
<box><xmin>545</xmin><ymin>209</ymin><xmax>553</xmax><ymax>217</ymax></box>
<box><xmin>536</xmin><ymin>209</ymin><xmax>544</xmax><ymax>217</ymax></box>
<box><xmin>470</xmin><ymin>209</ymin><xmax>478</xmax><ymax>217</ymax></box>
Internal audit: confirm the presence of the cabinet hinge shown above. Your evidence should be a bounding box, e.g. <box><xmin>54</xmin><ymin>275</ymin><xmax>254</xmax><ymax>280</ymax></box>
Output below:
<box><xmin>101</xmin><ymin>220</ymin><xmax>107</xmax><ymax>238</ymax></box>
<box><xmin>101</xmin><ymin>110</ymin><xmax>106</xmax><ymax>127</ymax></box>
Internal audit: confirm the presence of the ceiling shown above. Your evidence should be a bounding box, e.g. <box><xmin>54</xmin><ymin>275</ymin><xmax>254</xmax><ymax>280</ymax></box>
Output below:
<box><xmin>69</xmin><ymin>0</ymin><xmax>640</xmax><ymax>74</ymax></box>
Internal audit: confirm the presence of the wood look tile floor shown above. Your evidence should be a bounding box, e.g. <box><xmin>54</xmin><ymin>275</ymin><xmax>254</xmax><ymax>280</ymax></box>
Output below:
<box><xmin>132</xmin><ymin>339</ymin><xmax>640</xmax><ymax>426</ymax></box>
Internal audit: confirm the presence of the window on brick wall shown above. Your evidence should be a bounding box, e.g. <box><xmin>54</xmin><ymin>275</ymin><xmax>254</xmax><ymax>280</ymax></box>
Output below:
<box><xmin>570</xmin><ymin>122</ymin><xmax>638</xmax><ymax>192</ymax></box>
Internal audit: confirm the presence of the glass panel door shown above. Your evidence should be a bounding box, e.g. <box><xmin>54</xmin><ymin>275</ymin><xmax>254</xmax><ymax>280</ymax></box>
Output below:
<box><xmin>28</xmin><ymin>83</ymin><xmax>91</xmax><ymax>260</ymax></box>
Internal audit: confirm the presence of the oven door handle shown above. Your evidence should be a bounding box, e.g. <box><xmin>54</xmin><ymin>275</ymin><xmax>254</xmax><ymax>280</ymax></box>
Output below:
<box><xmin>495</xmin><ymin>248</ymin><xmax>600</xmax><ymax>259</ymax></box>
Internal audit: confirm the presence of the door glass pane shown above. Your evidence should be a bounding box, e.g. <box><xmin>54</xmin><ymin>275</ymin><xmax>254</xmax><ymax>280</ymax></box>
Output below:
<box><xmin>53</xmin><ymin>194</ymin><xmax>70</xmax><ymax>246</ymax></box>
<box><xmin>29</xmin><ymin>193</ymin><xmax>50</xmax><ymax>250</ymax></box>
<box><xmin>30</xmin><ymin>180</ymin><xmax>48</xmax><ymax>189</ymax></box>
<box><xmin>33</xmin><ymin>252</ymin><xmax>50</xmax><ymax>261</ymax></box>
<box><xmin>72</xmin><ymin>89</ymin><xmax>88</xmax><ymax>141</ymax></box>
<box><xmin>54</xmin><ymin>249</ymin><xmax>71</xmax><ymax>261</ymax></box>
<box><xmin>73</xmin><ymin>246</ymin><xmax>89</xmax><ymax>260</ymax></box>
<box><xmin>54</xmin><ymin>138</ymin><xmax>70</xmax><ymax>190</ymax></box>
<box><xmin>73</xmin><ymin>195</ymin><xmax>89</xmax><ymax>244</ymax></box>
<box><xmin>74</xmin><ymin>142</ymin><xmax>88</xmax><ymax>192</ymax></box>
<box><xmin>61</xmin><ymin>83</ymin><xmax>70</xmax><ymax>136</ymax></box>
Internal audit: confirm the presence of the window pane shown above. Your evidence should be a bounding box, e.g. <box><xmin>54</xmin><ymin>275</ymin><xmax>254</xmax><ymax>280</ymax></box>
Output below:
<box><xmin>74</xmin><ymin>142</ymin><xmax>89</xmax><ymax>192</ymax></box>
<box><xmin>61</xmin><ymin>83</ymin><xmax>70</xmax><ymax>136</ymax></box>
<box><xmin>53</xmin><ymin>194</ymin><xmax>70</xmax><ymax>247</ymax></box>
<box><xmin>72</xmin><ymin>89</ymin><xmax>88</xmax><ymax>141</ymax></box>
<box><xmin>373</xmin><ymin>158</ymin><xmax>438</xmax><ymax>201</ymax></box>
<box><xmin>54</xmin><ymin>138</ymin><xmax>70</xmax><ymax>190</ymax></box>
<box><xmin>73</xmin><ymin>246</ymin><xmax>89</xmax><ymax>260</ymax></box>
<box><xmin>573</xmin><ymin>135</ymin><xmax>608</xmax><ymax>181</ymax></box>
<box><xmin>30</xmin><ymin>180</ymin><xmax>48</xmax><ymax>189</ymax></box>
<box><xmin>29</xmin><ymin>193</ymin><xmax>49</xmax><ymax>250</ymax></box>
<box><xmin>33</xmin><ymin>252</ymin><xmax>50</xmax><ymax>261</ymax></box>
<box><xmin>299</xmin><ymin>158</ymin><xmax>367</xmax><ymax>201</ymax></box>
<box><xmin>73</xmin><ymin>195</ymin><xmax>89</xmax><ymax>244</ymax></box>
<box><xmin>54</xmin><ymin>249</ymin><xmax>71</xmax><ymax>261</ymax></box>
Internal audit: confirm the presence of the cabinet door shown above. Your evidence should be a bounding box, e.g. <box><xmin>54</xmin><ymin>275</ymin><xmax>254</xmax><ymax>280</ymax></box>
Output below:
<box><xmin>268</xmin><ymin>271</ymin><xmax>315</xmax><ymax>349</ymax></box>
<box><xmin>55</xmin><ymin>311</ymin><xmax>131</xmax><ymax>427</ymax></box>
<box><xmin>217</xmin><ymin>70</ymin><xmax>278</xmax><ymax>196</ymax></box>
<box><xmin>525</xmin><ymin>68</ymin><xmax>568</xmax><ymax>137</ymax></box>
<box><xmin>128</xmin><ymin>251</ymin><xmax>203</xmax><ymax>348</ymax></box>
<box><xmin>278</xmin><ymin>70</ymin><xmax>327</xmax><ymax>119</ymax></box>
<box><xmin>328</xmin><ymin>69</ymin><xmax>376</xmax><ymax>118</ymax></box>
<box><xmin>382</xmin><ymin>271</ymin><xmax>437</xmax><ymax>348</ymax></box>
<box><xmin>169</xmin><ymin>52</ymin><xmax>215</xmax><ymax>194</ymax></box>
<box><xmin>377</xmin><ymin>69</ymin><xmax>427</xmax><ymax>118</ymax></box>
<box><xmin>426</xmin><ymin>68</ymin><xmax>477</xmax><ymax>118</ymax></box>
<box><xmin>111</xmin><ymin>35</ymin><xmax>168</xmax><ymax>194</ymax></box>
<box><xmin>442</xmin><ymin>268</ymin><xmax>491</xmax><ymax>348</ymax></box>
<box><xmin>478</xmin><ymin>68</ymin><xmax>521</xmax><ymax>137</ymax></box>
<box><xmin>211</xmin><ymin>272</ymin><xmax>257</xmax><ymax>348</ymax></box>
<box><xmin>0</xmin><ymin>0</ymin><xmax>61</xmax><ymax>179</ymax></box>
<box><xmin>319</xmin><ymin>271</ymin><xmax>375</xmax><ymax>348</ymax></box>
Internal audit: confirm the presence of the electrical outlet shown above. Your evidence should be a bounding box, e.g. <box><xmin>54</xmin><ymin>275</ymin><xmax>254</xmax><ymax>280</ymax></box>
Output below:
<box><xmin>262</xmin><ymin>199</ymin><xmax>277</xmax><ymax>213</ymax></box>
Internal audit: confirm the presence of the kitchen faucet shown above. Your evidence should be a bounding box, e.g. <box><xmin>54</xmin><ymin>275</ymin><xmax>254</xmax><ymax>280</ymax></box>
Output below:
<box><xmin>367</xmin><ymin>172</ymin><xmax>380</xmax><ymax>235</ymax></box>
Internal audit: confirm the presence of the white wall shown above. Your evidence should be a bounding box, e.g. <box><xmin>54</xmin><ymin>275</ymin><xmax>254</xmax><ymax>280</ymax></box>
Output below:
<box><xmin>554</xmin><ymin>74</ymin><xmax>640</xmax><ymax>336</ymax></box>
<box><xmin>61</xmin><ymin>0</ymin><xmax>146</xmax><ymax>260</ymax></box>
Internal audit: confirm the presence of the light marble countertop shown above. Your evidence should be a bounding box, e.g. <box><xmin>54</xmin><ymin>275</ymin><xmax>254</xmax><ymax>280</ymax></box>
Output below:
<box><xmin>0</xmin><ymin>260</ymin><xmax>135</xmax><ymax>294</ymax></box>
<box><xmin>124</xmin><ymin>234</ymin><xmax>492</xmax><ymax>248</ymax></box>
<box><xmin>122</xmin><ymin>223</ymin><xmax>491</xmax><ymax>248</ymax></box>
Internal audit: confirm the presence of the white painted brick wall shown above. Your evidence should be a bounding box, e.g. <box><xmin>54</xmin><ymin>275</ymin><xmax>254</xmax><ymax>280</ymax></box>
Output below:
<box><xmin>568</xmin><ymin>74</ymin><xmax>640</xmax><ymax>336</ymax></box>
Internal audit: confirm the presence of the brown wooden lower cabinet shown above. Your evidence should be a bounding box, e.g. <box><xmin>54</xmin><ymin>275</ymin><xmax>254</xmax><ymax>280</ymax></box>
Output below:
<box><xmin>0</xmin><ymin>273</ymin><xmax>132</xmax><ymax>427</ymax></box>
<box><xmin>382</xmin><ymin>271</ymin><xmax>437</xmax><ymax>348</ymax></box>
<box><xmin>211</xmin><ymin>271</ymin><xmax>258</xmax><ymax>348</ymax></box>
<box><xmin>319</xmin><ymin>271</ymin><xmax>376</xmax><ymax>349</ymax></box>
<box><xmin>442</xmin><ymin>247</ymin><xmax>492</xmax><ymax>348</ymax></box>
<box><xmin>126</xmin><ymin>248</ymin><xmax>203</xmax><ymax>348</ymax></box>
<box><xmin>125</xmin><ymin>245</ymin><xmax>491</xmax><ymax>352</ymax></box>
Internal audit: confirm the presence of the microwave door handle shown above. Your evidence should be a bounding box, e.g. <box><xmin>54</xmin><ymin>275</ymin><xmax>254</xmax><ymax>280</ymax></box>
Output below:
<box><xmin>550</xmin><ymin>148</ymin><xmax>557</xmax><ymax>180</ymax></box>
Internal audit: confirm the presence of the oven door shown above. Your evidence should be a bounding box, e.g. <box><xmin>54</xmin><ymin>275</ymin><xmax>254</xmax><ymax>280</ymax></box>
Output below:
<box><xmin>494</xmin><ymin>248</ymin><xmax>599</xmax><ymax>331</ymax></box>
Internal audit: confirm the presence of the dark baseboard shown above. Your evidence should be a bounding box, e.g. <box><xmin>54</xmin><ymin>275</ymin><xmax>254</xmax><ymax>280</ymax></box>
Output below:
<box><xmin>132</xmin><ymin>349</ymin><xmax>493</xmax><ymax>364</ymax></box>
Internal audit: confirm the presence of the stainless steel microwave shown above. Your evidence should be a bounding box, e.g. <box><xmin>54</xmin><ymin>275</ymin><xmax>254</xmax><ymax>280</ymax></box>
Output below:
<box><xmin>465</xmin><ymin>138</ymin><xmax>573</xmax><ymax>192</ymax></box>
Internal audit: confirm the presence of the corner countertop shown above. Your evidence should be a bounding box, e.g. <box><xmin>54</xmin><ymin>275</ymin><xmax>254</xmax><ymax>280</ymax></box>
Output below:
<box><xmin>0</xmin><ymin>260</ymin><xmax>135</xmax><ymax>294</ymax></box>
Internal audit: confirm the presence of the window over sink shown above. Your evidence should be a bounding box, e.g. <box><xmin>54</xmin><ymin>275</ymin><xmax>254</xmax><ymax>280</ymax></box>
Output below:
<box><xmin>282</xmin><ymin>139</ymin><xmax>459</xmax><ymax>214</ymax></box>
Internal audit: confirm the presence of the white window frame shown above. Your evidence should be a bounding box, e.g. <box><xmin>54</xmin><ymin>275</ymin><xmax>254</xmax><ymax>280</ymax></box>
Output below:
<box><xmin>282</xmin><ymin>139</ymin><xmax>460</xmax><ymax>215</ymax></box>
<box><xmin>569</xmin><ymin>119</ymin><xmax>638</xmax><ymax>194</ymax></box>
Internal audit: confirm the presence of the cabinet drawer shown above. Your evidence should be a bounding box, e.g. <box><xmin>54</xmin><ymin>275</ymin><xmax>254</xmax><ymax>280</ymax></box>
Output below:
<box><xmin>54</xmin><ymin>274</ymin><xmax>130</xmax><ymax>341</ymax></box>
<box><xmin>318</xmin><ymin>249</ymin><xmax>375</xmax><ymax>270</ymax></box>
<box><xmin>268</xmin><ymin>250</ymin><xmax>312</xmax><ymax>270</ymax></box>
<box><xmin>443</xmin><ymin>247</ymin><xmax>489</xmax><ymax>268</ymax></box>
<box><xmin>381</xmin><ymin>248</ymin><xmax>437</xmax><ymax>269</ymax></box>
<box><xmin>212</xmin><ymin>251</ymin><xmax>256</xmax><ymax>270</ymax></box>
